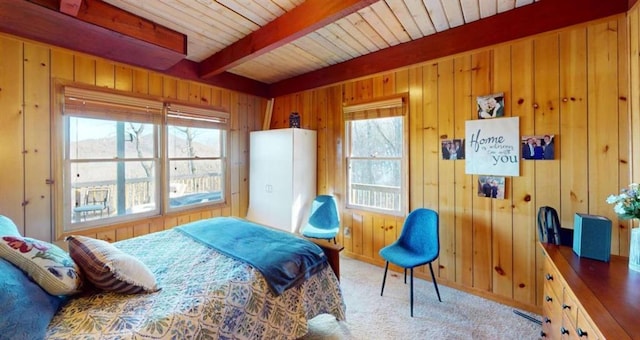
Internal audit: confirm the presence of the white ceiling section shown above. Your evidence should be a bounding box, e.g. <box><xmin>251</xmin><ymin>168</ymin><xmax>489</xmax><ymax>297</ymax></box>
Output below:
<box><xmin>102</xmin><ymin>0</ymin><xmax>537</xmax><ymax>84</ymax></box>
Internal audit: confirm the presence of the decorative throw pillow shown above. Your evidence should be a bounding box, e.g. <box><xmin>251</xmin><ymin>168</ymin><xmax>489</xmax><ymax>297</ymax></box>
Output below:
<box><xmin>0</xmin><ymin>258</ymin><xmax>65</xmax><ymax>340</ymax></box>
<box><xmin>0</xmin><ymin>215</ymin><xmax>21</xmax><ymax>237</ymax></box>
<box><xmin>0</xmin><ymin>236</ymin><xmax>82</xmax><ymax>296</ymax></box>
<box><xmin>66</xmin><ymin>235</ymin><xmax>159</xmax><ymax>294</ymax></box>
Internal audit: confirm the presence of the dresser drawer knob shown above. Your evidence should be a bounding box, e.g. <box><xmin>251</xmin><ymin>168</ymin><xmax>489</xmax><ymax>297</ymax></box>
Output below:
<box><xmin>562</xmin><ymin>303</ymin><xmax>571</xmax><ymax>310</ymax></box>
<box><xmin>545</xmin><ymin>295</ymin><xmax>553</xmax><ymax>302</ymax></box>
<box><xmin>545</xmin><ymin>273</ymin><xmax>553</xmax><ymax>281</ymax></box>
<box><xmin>540</xmin><ymin>330</ymin><xmax>546</xmax><ymax>337</ymax></box>
<box><xmin>577</xmin><ymin>328</ymin><xmax>588</xmax><ymax>337</ymax></box>
<box><xmin>561</xmin><ymin>327</ymin><xmax>570</xmax><ymax>335</ymax></box>
<box><xmin>544</xmin><ymin>317</ymin><xmax>551</xmax><ymax>324</ymax></box>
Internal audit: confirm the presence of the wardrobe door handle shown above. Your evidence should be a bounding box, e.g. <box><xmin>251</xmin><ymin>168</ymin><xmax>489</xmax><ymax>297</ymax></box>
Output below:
<box><xmin>545</xmin><ymin>295</ymin><xmax>552</xmax><ymax>302</ymax></box>
<box><xmin>545</xmin><ymin>273</ymin><xmax>553</xmax><ymax>281</ymax></box>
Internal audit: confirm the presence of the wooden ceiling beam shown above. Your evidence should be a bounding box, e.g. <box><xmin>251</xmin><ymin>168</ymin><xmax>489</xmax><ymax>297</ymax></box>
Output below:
<box><xmin>75</xmin><ymin>0</ymin><xmax>185</xmax><ymax>54</ymax></box>
<box><xmin>1</xmin><ymin>0</ymin><xmax>186</xmax><ymax>71</ymax></box>
<box><xmin>28</xmin><ymin>0</ymin><xmax>186</xmax><ymax>54</ymax></box>
<box><xmin>269</xmin><ymin>0</ymin><xmax>629</xmax><ymax>97</ymax></box>
<box><xmin>199</xmin><ymin>0</ymin><xmax>377</xmax><ymax>79</ymax></box>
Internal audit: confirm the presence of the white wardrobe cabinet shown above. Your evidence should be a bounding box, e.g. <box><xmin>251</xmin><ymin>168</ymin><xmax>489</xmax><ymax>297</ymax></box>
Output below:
<box><xmin>245</xmin><ymin>128</ymin><xmax>317</xmax><ymax>233</ymax></box>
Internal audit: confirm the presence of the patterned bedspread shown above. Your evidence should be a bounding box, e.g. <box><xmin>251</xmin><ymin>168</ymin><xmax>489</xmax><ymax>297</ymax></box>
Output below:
<box><xmin>46</xmin><ymin>227</ymin><xmax>346</xmax><ymax>339</ymax></box>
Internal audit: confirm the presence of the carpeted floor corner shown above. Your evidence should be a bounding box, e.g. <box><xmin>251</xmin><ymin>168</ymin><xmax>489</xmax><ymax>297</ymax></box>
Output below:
<box><xmin>303</xmin><ymin>256</ymin><xmax>541</xmax><ymax>339</ymax></box>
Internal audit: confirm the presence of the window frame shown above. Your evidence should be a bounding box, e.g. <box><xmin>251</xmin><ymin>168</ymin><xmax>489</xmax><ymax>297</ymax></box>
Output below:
<box><xmin>164</xmin><ymin>102</ymin><xmax>229</xmax><ymax>213</ymax></box>
<box><xmin>64</xmin><ymin>116</ymin><xmax>162</xmax><ymax>228</ymax></box>
<box><xmin>343</xmin><ymin>95</ymin><xmax>409</xmax><ymax>216</ymax></box>
<box><xmin>53</xmin><ymin>82</ymin><xmax>230</xmax><ymax>233</ymax></box>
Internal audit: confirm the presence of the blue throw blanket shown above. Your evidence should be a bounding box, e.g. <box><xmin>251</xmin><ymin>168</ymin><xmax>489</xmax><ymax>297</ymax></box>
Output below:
<box><xmin>175</xmin><ymin>217</ymin><xmax>328</xmax><ymax>296</ymax></box>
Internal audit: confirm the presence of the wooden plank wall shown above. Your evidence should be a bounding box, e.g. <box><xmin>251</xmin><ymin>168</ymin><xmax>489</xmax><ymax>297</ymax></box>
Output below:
<box><xmin>0</xmin><ymin>32</ymin><xmax>264</xmax><ymax>244</ymax></box>
<box><xmin>269</xmin><ymin>15</ymin><xmax>630</xmax><ymax>312</ymax></box>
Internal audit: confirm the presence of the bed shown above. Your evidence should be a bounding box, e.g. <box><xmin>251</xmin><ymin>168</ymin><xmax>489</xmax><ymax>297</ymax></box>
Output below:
<box><xmin>0</xmin><ymin>216</ymin><xmax>345</xmax><ymax>340</ymax></box>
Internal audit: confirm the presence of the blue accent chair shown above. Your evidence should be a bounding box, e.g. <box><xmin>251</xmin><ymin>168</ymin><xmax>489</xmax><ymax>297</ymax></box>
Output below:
<box><xmin>301</xmin><ymin>195</ymin><xmax>340</xmax><ymax>244</ymax></box>
<box><xmin>379</xmin><ymin>208</ymin><xmax>442</xmax><ymax>317</ymax></box>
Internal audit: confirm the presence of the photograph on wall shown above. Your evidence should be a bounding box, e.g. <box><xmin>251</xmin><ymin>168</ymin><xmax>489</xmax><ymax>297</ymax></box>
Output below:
<box><xmin>477</xmin><ymin>93</ymin><xmax>505</xmax><ymax>119</ymax></box>
<box><xmin>441</xmin><ymin>139</ymin><xmax>465</xmax><ymax>160</ymax></box>
<box><xmin>521</xmin><ymin>134</ymin><xmax>555</xmax><ymax>160</ymax></box>
<box><xmin>465</xmin><ymin>117</ymin><xmax>520</xmax><ymax>176</ymax></box>
<box><xmin>478</xmin><ymin>176</ymin><xmax>506</xmax><ymax>199</ymax></box>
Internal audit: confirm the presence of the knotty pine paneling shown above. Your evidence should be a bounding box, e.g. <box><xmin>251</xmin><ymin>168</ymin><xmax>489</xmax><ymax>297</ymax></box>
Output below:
<box><xmin>631</xmin><ymin>5</ymin><xmax>640</xmax><ymax>188</ymax></box>
<box><xmin>510</xmin><ymin>39</ymin><xmax>537</xmax><ymax>307</ymax></box>
<box><xmin>587</xmin><ymin>20</ymin><xmax>624</xmax><ymax>252</ymax></box>
<box><xmin>492</xmin><ymin>44</ymin><xmax>514</xmax><ymax>300</ymax></box>
<box><xmin>270</xmin><ymin>15</ymin><xmax>631</xmax><ymax>313</ymax></box>
<box><xmin>0</xmin><ymin>37</ymin><xmax>24</xmax><ymax>233</ymax></box>
<box><xmin>0</xmin><ymin>32</ymin><xmax>265</xmax><ymax>244</ymax></box>
<box><xmin>436</xmin><ymin>60</ymin><xmax>456</xmax><ymax>283</ymax></box>
<box><xmin>23</xmin><ymin>42</ymin><xmax>51</xmax><ymax>241</ymax></box>
<box><xmin>558</xmin><ymin>28</ymin><xmax>589</xmax><ymax>240</ymax></box>
<box><xmin>469</xmin><ymin>50</ymin><xmax>492</xmax><ymax>293</ymax></box>
<box><xmin>533</xmin><ymin>34</ymin><xmax>561</xmax><ymax>214</ymax></box>
<box><xmin>452</xmin><ymin>56</ymin><xmax>474</xmax><ymax>289</ymax></box>
<box><xmin>617</xmin><ymin>13</ymin><xmax>631</xmax><ymax>256</ymax></box>
<box><xmin>95</xmin><ymin>59</ymin><xmax>115</xmax><ymax>88</ymax></box>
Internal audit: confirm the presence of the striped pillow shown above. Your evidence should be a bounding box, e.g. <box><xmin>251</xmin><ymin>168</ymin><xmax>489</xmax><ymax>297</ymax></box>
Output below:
<box><xmin>66</xmin><ymin>235</ymin><xmax>159</xmax><ymax>294</ymax></box>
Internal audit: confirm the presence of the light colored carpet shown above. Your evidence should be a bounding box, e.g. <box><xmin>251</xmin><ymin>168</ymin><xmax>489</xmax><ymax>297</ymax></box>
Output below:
<box><xmin>304</xmin><ymin>256</ymin><xmax>541</xmax><ymax>339</ymax></box>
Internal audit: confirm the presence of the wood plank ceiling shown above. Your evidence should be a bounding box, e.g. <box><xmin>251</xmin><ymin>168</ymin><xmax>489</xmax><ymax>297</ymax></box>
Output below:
<box><xmin>105</xmin><ymin>0</ymin><xmax>538</xmax><ymax>85</ymax></box>
<box><xmin>0</xmin><ymin>0</ymin><xmax>632</xmax><ymax>97</ymax></box>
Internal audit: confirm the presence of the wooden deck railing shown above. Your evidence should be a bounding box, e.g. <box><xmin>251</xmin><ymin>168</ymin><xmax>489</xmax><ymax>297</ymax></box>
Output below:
<box><xmin>349</xmin><ymin>183</ymin><xmax>401</xmax><ymax>212</ymax></box>
<box><xmin>72</xmin><ymin>174</ymin><xmax>223</xmax><ymax>220</ymax></box>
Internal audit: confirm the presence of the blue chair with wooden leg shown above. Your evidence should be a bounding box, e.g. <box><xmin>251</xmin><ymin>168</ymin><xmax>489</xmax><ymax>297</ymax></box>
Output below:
<box><xmin>379</xmin><ymin>208</ymin><xmax>442</xmax><ymax>317</ymax></box>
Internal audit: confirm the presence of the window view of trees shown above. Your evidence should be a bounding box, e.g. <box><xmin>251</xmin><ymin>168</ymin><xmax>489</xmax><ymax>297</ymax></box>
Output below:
<box><xmin>68</xmin><ymin>117</ymin><xmax>158</xmax><ymax>225</ymax></box>
<box><xmin>347</xmin><ymin>116</ymin><xmax>403</xmax><ymax>212</ymax></box>
<box><xmin>167</xmin><ymin>125</ymin><xmax>225</xmax><ymax>208</ymax></box>
<box><xmin>66</xmin><ymin>115</ymin><xmax>225</xmax><ymax>228</ymax></box>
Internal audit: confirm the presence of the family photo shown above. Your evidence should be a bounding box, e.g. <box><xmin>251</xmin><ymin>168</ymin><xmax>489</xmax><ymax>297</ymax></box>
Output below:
<box><xmin>441</xmin><ymin>139</ymin><xmax>465</xmax><ymax>160</ymax></box>
<box><xmin>521</xmin><ymin>134</ymin><xmax>555</xmax><ymax>160</ymax></box>
<box><xmin>477</xmin><ymin>176</ymin><xmax>505</xmax><ymax>199</ymax></box>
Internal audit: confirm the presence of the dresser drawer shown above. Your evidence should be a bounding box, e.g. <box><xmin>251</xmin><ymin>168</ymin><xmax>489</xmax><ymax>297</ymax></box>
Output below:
<box><xmin>562</xmin><ymin>288</ymin><xmax>579</xmax><ymax>328</ymax></box>
<box><xmin>543</xmin><ymin>281</ymin><xmax>563</xmax><ymax>339</ymax></box>
<box><xmin>543</xmin><ymin>256</ymin><xmax>563</xmax><ymax>298</ymax></box>
<box><xmin>575</xmin><ymin>308</ymin><xmax>601</xmax><ymax>339</ymax></box>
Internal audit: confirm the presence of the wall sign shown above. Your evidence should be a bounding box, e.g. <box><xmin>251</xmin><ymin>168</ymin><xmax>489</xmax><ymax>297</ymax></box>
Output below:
<box><xmin>465</xmin><ymin>117</ymin><xmax>520</xmax><ymax>176</ymax></box>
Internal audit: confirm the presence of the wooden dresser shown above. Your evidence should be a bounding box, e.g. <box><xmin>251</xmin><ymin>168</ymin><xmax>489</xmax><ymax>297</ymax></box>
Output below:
<box><xmin>540</xmin><ymin>243</ymin><xmax>640</xmax><ymax>339</ymax></box>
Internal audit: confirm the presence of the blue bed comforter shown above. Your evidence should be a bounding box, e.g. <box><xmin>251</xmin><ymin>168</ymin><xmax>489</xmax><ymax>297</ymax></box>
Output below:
<box><xmin>175</xmin><ymin>217</ymin><xmax>328</xmax><ymax>296</ymax></box>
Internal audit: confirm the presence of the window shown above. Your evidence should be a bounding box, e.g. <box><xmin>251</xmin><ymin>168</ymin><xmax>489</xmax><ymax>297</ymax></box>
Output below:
<box><xmin>61</xmin><ymin>86</ymin><xmax>228</xmax><ymax>230</ymax></box>
<box><xmin>344</xmin><ymin>96</ymin><xmax>407</xmax><ymax>214</ymax></box>
<box><xmin>166</xmin><ymin>103</ymin><xmax>228</xmax><ymax>210</ymax></box>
